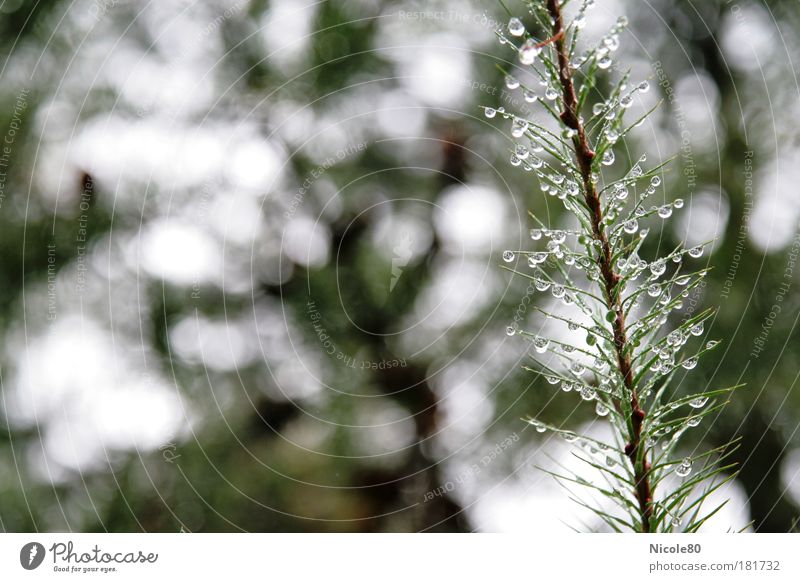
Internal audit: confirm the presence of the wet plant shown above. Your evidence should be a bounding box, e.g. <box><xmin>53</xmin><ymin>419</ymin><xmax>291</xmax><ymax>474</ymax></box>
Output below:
<box><xmin>488</xmin><ymin>0</ymin><xmax>742</xmax><ymax>532</ymax></box>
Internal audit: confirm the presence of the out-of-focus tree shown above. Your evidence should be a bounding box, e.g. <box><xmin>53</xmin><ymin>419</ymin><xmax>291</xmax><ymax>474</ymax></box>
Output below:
<box><xmin>0</xmin><ymin>0</ymin><xmax>798</xmax><ymax>533</ymax></box>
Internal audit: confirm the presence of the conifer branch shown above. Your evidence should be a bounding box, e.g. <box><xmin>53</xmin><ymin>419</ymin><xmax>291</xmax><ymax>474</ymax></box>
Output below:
<box><xmin>544</xmin><ymin>0</ymin><xmax>653</xmax><ymax>534</ymax></box>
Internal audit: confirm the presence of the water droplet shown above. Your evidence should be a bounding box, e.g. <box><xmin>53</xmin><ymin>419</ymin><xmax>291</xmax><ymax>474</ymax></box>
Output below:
<box><xmin>688</xmin><ymin>245</ymin><xmax>704</xmax><ymax>258</ymax></box>
<box><xmin>604</xmin><ymin>35</ymin><xmax>620</xmax><ymax>52</ymax></box>
<box><xmin>507</xmin><ymin>16</ymin><xmax>525</xmax><ymax>37</ymax></box>
<box><xmin>518</xmin><ymin>38</ymin><xmax>541</xmax><ymax>65</ymax></box>
<box><xmin>595</xmin><ymin>402</ymin><xmax>610</xmax><ymax>417</ymax></box>
<box><xmin>529</xmin><ymin>228</ymin><xmax>542</xmax><ymax>240</ymax></box>
<box><xmin>606</xmin><ymin>128</ymin><xmax>619</xmax><ymax>143</ymax></box>
<box><xmin>598</xmin><ymin>55</ymin><xmax>612</xmax><ymax>69</ymax></box>
<box><xmin>511</xmin><ymin>119</ymin><xmax>529</xmax><ymax>138</ymax></box>
<box><xmin>516</xmin><ymin>144</ymin><xmax>529</xmax><ymax>160</ymax></box>
<box><xmin>533</xmin><ymin>335</ymin><xmax>550</xmax><ymax>353</ymax></box>
<box><xmin>673</xmin><ymin>198</ymin><xmax>684</xmax><ymax>209</ymax></box>
<box><xmin>534</xmin><ymin>278</ymin><xmax>551</xmax><ymax>291</ymax></box>
<box><xmin>561</xmin><ymin>381</ymin><xmax>573</xmax><ymax>392</ymax></box>
<box><xmin>638</xmin><ymin>81</ymin><xmax>650</xmax><ymax>93</ymax></box>
<box><xmin>675</xmin><ymin>458</ymin><xmax>692</xmax><ymax>477</ymax></box>
<box><xmin>706</xmin><ymin>340</ymin><xmax>719</xmax><ymax>349</ymax></box>
<box><xmin>572</xmin><ymin>361</ymin><xmax>586</xmax><ymax>376</ymax></box>
<box><xmin>574</xmin><ymin>12</ymin><xmax>586</xmax><ymax>29</ymax></box>
<box><xmin>687</xmin><ymin>416</ymin><xmax>701</xmax><ymax>427</ymax></box>
<box><xmin>658</xmin><ymin>205</ymin><xmax>673</xmax><ymax>219</ymax></box>
<box><xmin>602</xmin><ymin>149</ymin><xmax>615</xmax><ymax>166</ymax></box>
<box><xmin>647</xmin><ymin>283</ymin><xmax>660</xmax><ymax>297</ymax></box>
<box><xmin>681</xmin><ymin>357</ymin><xmax>698</xmax><ymax>370</ymax></box>
<box><xmin>605</xmin><ymin>455</ymin><xmax>616</xmax><ymax>467</ymax></box>
<box><xmin>620</xmin><ymin>95</ymin><xmax>633</xmax><ymax>109</ymax></box>
<box><xmin>484</xmin><ymin>107</ymin><xmax>496</xmax><ymax>119</ymax></box>
<box><xmin>650</xmin><ymin>260</ymin><xmax>666</xmax><ymax>277</ymax></box>
<box><xmin>505</xmin><ymin>325</ymin><xmax>516</xmax><ymax>336</ymax></box>
<box><xmin>545</xmin><ymin>86</ymin><xmax>559</xmax><ymax>101</ymax></box>
<box><xmin>690</xmin><ymin>396</ymin><xmax>708</xmax><ymax>409</ymax></box>
<box><xmin>690</xmin><ymin>322</ymin><xmax>704</xmax><ymax>336</ymax></box>
<box><xmin>552</xmin><ymin>284</ymin><xmax>565</xmax><ymax>298</ymax></box>
<box><xmin>561</xmin><ymin>432</ymin><xmax>578</xmax><ymax>443</ymax></box>
<box><xmin>531</xmin><ymin>252</ymin><xmax>547</xmax><ymax>264</ymax></box>
<box><xmin>623</xmin><ymin>219</ymin><xmax>638</xmax><ymax>234</ymax></box>
<box><xmin>671</xmin><ymin>515</ymin><xmax>682</xmax><ymax>527</ymax></box>
<box><xmin>565</xmin><ymin>181</ymin><xmax>579</xmax><ymax>196</ymax></box>
<box><xmin>617</xmin><ymin>15</ymin><xmax>629</xmax><ymax>27</ymax></box>
<box><xmin>510</xmin><ymin>154</ymin><xmax>521</xmax><ymax>166</ymax></box>
<box><xmin>592</xmin><ymin>102</ymin><xmax>605</xmax><ymax>115</ymax></box>
<box><xmin>505</xmin><ymin>75</ymin><xmax>520</xmax><ymax>89</ymax></box>
<box><xmin>667</xmin><ymin>330</ymin><xmax>684</xmax><ymax>346</ymax></box>
<box><xmin>502</xmin><ymin>250</ymin><xmax>515</xmax><ymax>262</ymax></box>
<box><xmin>651</xmin><ymin>175</ymin><xmax>662</xmax><ymax>187</ymax></box>
<box><xmin>675</xmin><ymin>275</ymin><xmax>690</xmax><ymax>286</ymax></box>
<box><xmin>546</xmin><ymin>375</ymin><xmax>560</xmax><ymax>385</ymax></box>
<box><xmin>523</xmin><ymin>88</ymin><xmax>538</xmax><ymax>103</ymax></box>
<box><xmin>528</xmin><ymin>419</ymin><xmax>547</xmax><ymax>433</ymax></box>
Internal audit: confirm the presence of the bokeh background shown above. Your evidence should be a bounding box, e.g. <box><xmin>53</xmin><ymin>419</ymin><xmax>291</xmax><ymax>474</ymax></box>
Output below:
<box><xmin>0</xmin><ymin>0</ymin><xmax>799</xmax><ymax>532</ymax></box>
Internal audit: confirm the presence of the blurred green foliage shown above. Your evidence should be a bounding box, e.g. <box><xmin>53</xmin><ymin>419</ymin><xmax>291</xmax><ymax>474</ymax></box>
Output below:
<box><xmin>0</xmin><ymin>0</ymin><xmax>799</xmax><ymax>532</ymax></box>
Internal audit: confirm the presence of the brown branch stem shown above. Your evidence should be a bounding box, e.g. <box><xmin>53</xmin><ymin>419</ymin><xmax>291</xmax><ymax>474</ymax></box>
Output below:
<box><xmin>545</xmin><ymin>0</ymin><xmax>653</xmax><ymax>532</ymax></box>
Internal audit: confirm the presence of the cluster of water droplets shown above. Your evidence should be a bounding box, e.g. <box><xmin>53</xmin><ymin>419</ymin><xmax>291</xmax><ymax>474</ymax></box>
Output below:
<box><xmin>567</xmin><ymin>436</ymin><xmax>621</xmax><ymax>469</ymax></box>
<box><xmin>514</xmin><ymin>228</ymin><xmax>604</xmax><ymax>311</ymax></box>
<box><xmin>597</xmin><ymin>150</ymin><xmax>719</xmax><ymax>346</ymax></box>
<box><xmin>537</xmin><ymin>170</ymin><xmax>583</xmax><ymax>201</ymax></box>
<box><xmin>501</xmin><ymin>1</ymin><xmax>600</xmax><ymax>69</ymax></box>
<box><xmin>572</xmin><ymin>15</ymin><xmax>628</xmax><ymax>71</ymax></box>
<box><xmin>597</xmin><ymin>158</ymin><xmax>656</xmax><ymax>234</ymax></box>
<box><xmin>593</xmin><ymin>80</ymin><xmax>649</xmax><ymax>128</ymax></box>
<box><xmin>491</xmin><ymin>9</ymin><xmax>578</xmax><ymax>161</ymax></box>
<box><xmin>644</xmin><ymin>315</ymin><xmax>711</xmax><ymax>376</ymax></box>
